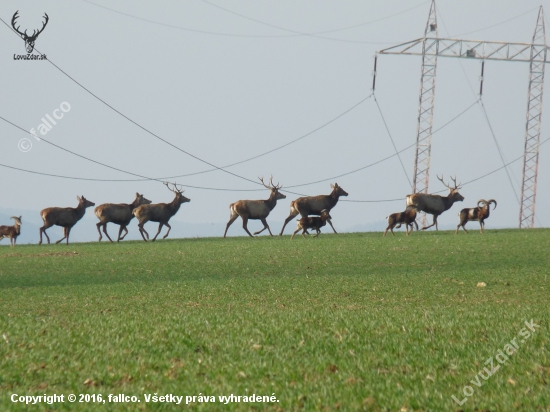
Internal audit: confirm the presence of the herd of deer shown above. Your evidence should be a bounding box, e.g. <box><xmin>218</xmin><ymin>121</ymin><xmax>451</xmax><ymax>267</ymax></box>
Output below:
<box><xmin>0</xmin><ymin>176</ymin><xmax>496</xmax><ymax>247</ymax></box>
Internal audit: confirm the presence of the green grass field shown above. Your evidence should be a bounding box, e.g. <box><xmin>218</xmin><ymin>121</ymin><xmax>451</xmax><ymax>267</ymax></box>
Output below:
<box><xmin>1</xmin><ymin>229</ymin><xmax>549</xmax><ymax>411</ymax></box>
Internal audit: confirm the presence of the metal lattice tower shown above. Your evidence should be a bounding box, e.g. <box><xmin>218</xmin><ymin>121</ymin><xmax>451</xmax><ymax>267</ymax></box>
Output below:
<box><xmin>413</xmin><ymin>0</ymin><xmax>438</xmax><ymax>227</ymax></box>
<box><xmin>519</xmin><ymin>7</ymin><xmax>547</xmax><ymax>229</ymax></box>
<box><xmin>378</xmin><ymin>2</ymin><xmax>548</xmax><ymax>228</ymax></box>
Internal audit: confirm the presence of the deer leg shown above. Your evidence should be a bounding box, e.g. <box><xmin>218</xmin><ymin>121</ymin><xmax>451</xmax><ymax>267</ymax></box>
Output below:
<box><xmin>224</xmin><ymin>213</ymin><xmax>239</xmax><ymax>238</ymax></box>
<box><xmin>480</xmin><ymin>221</ymin><xmax>484</xmax><ymax>234</ymax></box>
<box><xmin>291</xmin><ymin>226</ymin><xmax>301</xmax><ymax>240</ymax></box>
<box><xmin>279</xmin><ymin>210</ymin><xmax>299</xmax><ymax>236</ymax></box>
<box><xmin>138</xmin><ymin>221</ymin><xmax>148</xmax><ymax>242</ymax></box>
<box><xmin>254</xmin><ymin>218</ymin><xmax>272</xmax><ymax>236</ymax></box>
<box><xmin>326</xmin><ymin>219</ymin><xmax>337</xmax><ymax>234</ymax></box>
<box><xmin>241</xmin><ymin>217</ymin><xmax>254</xmax><ymax>238</ymax></box>
<box><xmin>301</xmin><ymin>229</ymin><xmax>307</xmax><ymax>239</ymax></box>
<box><xmin>117</xmin><ymin>225</ymin><xmax>125</xmax><ymax>242</ymax></box>
<box><xmin>422</xmin><ymin>215</ymin><xmax>438</xmax><ymax>230</ymax></box>
<box><xmin>152</xmin><ymin>223</ymin><xmax>164</xmax><ymax>242</ymax></box>
<box><xmin>65</xmin><ymin>227</ymin><xmax>72</xmax><ymax>245</ymax></box>
<box><xmin>102</xmin><ymin>223</ymin><xmax>113</xmax><ymax>243</ymax></box>
<box><xmin>56</xmin><ymin>227</ymin><xmax>67</xmax><ymax>244</ymax></box>
<box><xmin>162</xmin><ymin>222</ymin><xmax>172</xmax><ymax>239</ymax></box>
<box><xmin>96</xmin><ymin>222</ymin><xmax>103</xmax><ymax>242</ymax></box>
<box><xmin>313</xmin><ymin>228</ymin><xmax>321</xmax><ymax>238</ymax></box>
<box><xmin>120</xmin><ymin>226</ymin><xmax>129</xmax><ymax>240</ymax></box>
<box><xmin>39</xmin><ymin>224</ymin><xmax>52</xmax><ymax>245</ymax></box>
<box><xmin>413</xmin><ymin>220</ymin><xmax>419</xmax><ymax>231</ymax></box>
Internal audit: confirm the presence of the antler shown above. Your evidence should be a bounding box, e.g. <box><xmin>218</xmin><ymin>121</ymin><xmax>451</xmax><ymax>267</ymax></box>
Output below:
<box><xmin>438</xmin><ymin>175</ymin><xmax>461</xmax><ymax>190</ymax></box>
<box><xmin>164</xmin><ymin>181</ymin><xmax>184</xmax><ymax>194</ymax></box>
<box><xmin>259</xmin><ymin>175</ymin><xmax>282</xmax><ymax>190</ymax></box>
<box><xmin>450</xmin><ymin>175</ymin><xmax>461</xmax><ymax>189</ymax></box>
<box><xmin>11</xmin><ymin>11</ymin><xmax>27</xmax><ymax>38</ymax></box>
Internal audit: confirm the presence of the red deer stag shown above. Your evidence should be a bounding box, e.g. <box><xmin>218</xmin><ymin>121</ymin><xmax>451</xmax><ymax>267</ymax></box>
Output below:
<box><xmin>39</xmin><ymin>196</ymin><xmax>96</xmax><ymax>245</ymax></box>
<box><xmin>224</xmin><ymin>176</ymin><xmax>286</xmax><ymax>238</ymax></box>
<box><xmin>95</xmin><ymin>193</ymin><xmax>152</xmax><ymax>242</ymax></box>
<box><xmin>406</xmin><ymin>175</ymin><xmax>464</xmax><ymax>231</ymax></box>
<box><xmin>456</xmin><ymin>199</ymin><xmax>497</xmax><ymax>234</ymax></box>
<box><xmin>279</xmin><ymin>183</ymin><xmax>348</xmax><ymax>236</ymax></box>
<box><xmin>0</xmin><ymin>216</ymin><xmax>22</xmax><ymax>247</ymax></box>
<box><xmin>133</xmin><ymin>183</ymin><xmax>190</xmax><ymax>242</ymax></box>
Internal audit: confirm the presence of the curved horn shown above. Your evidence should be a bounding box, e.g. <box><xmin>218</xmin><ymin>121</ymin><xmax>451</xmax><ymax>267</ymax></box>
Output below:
<box><xmin>477</xmin><ymin>199</ymin><xmax>488</xmax><ymax>207</ymax></box>
<box><xmin>488</xmin><ymin>199</ymin><xmax>497</xmax><ymax>209</ymax></box>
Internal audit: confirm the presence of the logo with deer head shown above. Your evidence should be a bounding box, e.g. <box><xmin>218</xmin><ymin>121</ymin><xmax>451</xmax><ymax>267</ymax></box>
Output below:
<box><xmin>11</xmin><ymin>11</ymin><xmax>49</xmax><ymax>54</ymax></box>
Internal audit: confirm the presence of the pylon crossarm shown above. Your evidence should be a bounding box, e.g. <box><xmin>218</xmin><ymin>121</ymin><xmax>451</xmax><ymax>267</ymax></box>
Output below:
<box><xmin>380</xmin><ymin>38</ymin><xmax>549</xmax><ymax>63</ymax></box>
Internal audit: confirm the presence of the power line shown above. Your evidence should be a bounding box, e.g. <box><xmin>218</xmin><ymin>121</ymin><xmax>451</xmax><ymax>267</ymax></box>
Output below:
<box><xmin>284</xmin><ymin>98</ymin><xmax>479</xmax><ymax>188</ymax></box>
<box><xmin>81</xmin><ymin>0</ymin><xmax>428</xmax><ymax>43</ymax></box>
<box><xmin>479</xmin><ymin>99</ymin><xmax>521</xmax><ymax>204</ymax></box>
<box><xmin>373</xmin><ymin>94</ymin><xmax>412</xmax><ymax>188</ymax></box>
<box><xmin>1</xmin><ymin>97</ymin><xmax>478</xmax><ymax>192</ymax></box>
<box><xmin>4</xmin><ymin>114</ymin><xmax>544</xmax><ymax>204</ymax></box>
<box><xmin>448</xmin><ymin>6</ymin><xmax>539</xmax><ymax>38</ymax></box>
<box><xmin>0</xmin><ymin>18</ymin><xmax>260</xmax><ymax>188</ymax></box>
<box><xmin>198</xmin><ymin>0</ymin><xmax>429</xmax><ymax>44</ymax></box>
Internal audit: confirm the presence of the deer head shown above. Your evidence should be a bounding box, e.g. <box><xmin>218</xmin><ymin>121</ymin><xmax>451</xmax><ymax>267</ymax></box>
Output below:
<box><xmin>330</xmin><ymin>183</ymin><xmax>348</xmax><ymax>197</ymax></box>
<box><xmin>437</xmin><ymin>175</ymin><xmax>464</xmax><ymax>202</ymax></box>
<box><xmin>260</xmin><ymin>175</ymin><xmax>286</xmax><ymax>200</ymax></box>
<box><xmin>12</xmin><ymin>11</ymin><xmax>49</xmax><ymax>53</ymax></box>
<box><xmin>10</xmin><ymin>216</ymin><xmax>22</xmax><ymax>225</ymax></box>
<box><xmin>136</xmin><ymin>192</ymin><xmax>152</xmax><ymax>205</ymax></box>
<box><xmin>77</xmin><ymin>195</ymin><xmax>96</xmax><ymax>209</ymax></box>
<box><xmin>164</xmin><ymin>182</ymin><xmax>191</xmax><ymax>205</ymax></box>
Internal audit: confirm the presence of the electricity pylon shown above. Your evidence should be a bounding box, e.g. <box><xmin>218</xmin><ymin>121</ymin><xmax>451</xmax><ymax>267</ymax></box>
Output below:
<box><xmin>377</xmin><ymin>0</ymin><xmax>548</xmax><ymax>228</ymax></box>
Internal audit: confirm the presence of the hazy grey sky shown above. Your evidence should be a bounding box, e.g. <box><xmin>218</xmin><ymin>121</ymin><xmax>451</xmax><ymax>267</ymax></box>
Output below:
<box><xmin>1</xmin><ymin>0</ymin><xmax>548</xmax><ymax>241</ymax></box>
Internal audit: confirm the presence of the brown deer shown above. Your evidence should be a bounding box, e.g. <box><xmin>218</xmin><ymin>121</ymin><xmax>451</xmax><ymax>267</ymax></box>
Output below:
<box><xmin>11</xmin><ymin>11</ymin><xmax>49</xmax><ymax>53</ymax></box>
<box><xmin>0</xmin><ymin>216</ymin><xmax>22</xmax><ymax>247</ymax></box>
<box><xmin>384</xmin><ymin>206</ymin><xmax>418</xmax><ymax>236</ymax></box>
<box><xmin>95</xmin><ymin>193</ymin><xmax>152</xmax><ymax>242</ymax></box>
<box><xmin>39</xmin><ymin>196</ymin><xmax>96</xmax><ymax>245</ymax></box>
<box><xmin>224</xmin><ymin>176</ymin><xmax>286</xmax><ymax>238</ymax></box>
<box><xmin>133</xmin><ymin>183</ymin><xmax>190</xmax><ymax>242</ymax></box>
<box><xmin>279</xmin><ymin>183</ymin><xmax>348</xmax><ymax>236</ymax></box>
<box><xmin>406</xmin><ymin>176</ymin><xmax>464</xmax><ymax>231</ymax></box>
<box><xmin>291</xmin><ymin>210</ymin><xmax>332</xmax><ymax>239</ymax></box>
<box><xmin>456</xmin><ymin>199</ymin><xmax>497</xmax><ymax>234</ymax></box>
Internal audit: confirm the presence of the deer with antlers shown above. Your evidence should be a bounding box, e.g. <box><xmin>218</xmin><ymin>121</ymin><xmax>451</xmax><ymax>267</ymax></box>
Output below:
<box><xmin>95</xmin><ymin>193</ymin><xmax>152</xmax><ymax>242</ymax></box>
<box><xmin>11</xmin><ymin>11</ymin><xmax>49</xmax><ymax>54</ymax></box>
<box><xmin>39</xmin><ymin>196</ymin><xmax>96</xmax><ymax>245</ymax></box>
<box><xmin>133</xmin><ymin>183</ymin><xmax>190</xmax><ymax>242</ymax></box>
<box><xmin>406</xmin><ymin>175</ymin><xmax>464</xmax><ymax>231</ymax></box>
<box><xmin>224</xmin><ymin>176</ymin><xmax>286</xmax><ymax>238</ymax></box>
<box><xmin>279</xmin><ymin>183</ymin><xmax>348</xmax><ymax>236</ymax></box>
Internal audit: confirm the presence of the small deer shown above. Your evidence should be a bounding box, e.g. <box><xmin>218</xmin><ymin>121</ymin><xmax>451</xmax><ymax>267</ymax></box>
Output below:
<box><xmin>384</xmin><ymin>206</ymin><xmax>418</xmax><ymax>236</ymax></box>
<box><xmin>406</xmin><ymin>175</ymin><xmax>464</xmax><ymax>230</ymax></box>
<box><xmin>280</xmin><ymin>183</ymin><xmax>348</xmax><ymax>235</ymax></box>
<box><xmin>456</xmin><ymin>199</ymin><xmax>497</xmax><ymax>234</ymax></box>
<box><xmin>11</xmin><ymin>11</ymin><xmax>49</xmax><ymax>53</ymax></box>
<box><xmin>133</xmin><ymin>183</ymin><xmax>190</xmax><ymax>242</ymax></box>
<box><xmin>0</xmin><ymin>216</ymin><xmax>22</xmax><ymax>247</ymax></box>
<box><xmin>291</xmin><ymin>209</ymin><xmax>332</xmax><ymax>239</ymax></box>
<box><xmin>39</xmin><ymin>196</ymin><xmax>96</xmax><ymax>245</ymax></box>
<box><xmin>95</xmin><ymin>193</ymin><xmax>152</xmax><ymax>242</ymax></box>
<box><xmin>224</xmin><ymin>176</ymin><xmax>286</xmax><ymax>238</ymax></box>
